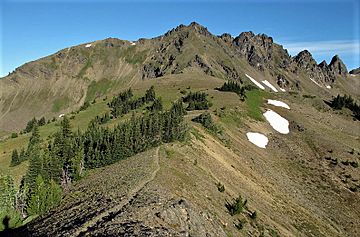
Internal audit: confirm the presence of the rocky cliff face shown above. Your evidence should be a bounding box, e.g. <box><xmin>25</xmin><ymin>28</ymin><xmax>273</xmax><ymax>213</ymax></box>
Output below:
<box><xmin>293</xmin><ymin>50</ymin><xmax>348</xmax><ymax>85</ymax></box>
<box><xmin>329</xmin><ymin>55</ymin><xmax>348</xmax><ymax>76</ymax></box>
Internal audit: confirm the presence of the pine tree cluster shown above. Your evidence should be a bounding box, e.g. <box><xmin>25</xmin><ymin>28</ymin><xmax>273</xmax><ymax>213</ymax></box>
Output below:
<box><xmin>109</xmin><ymin>86</ymin><xmax>156</xmax><ymax>118</ymax></box>
<box><xmin>182</xmin><ymin>91</ymin><xmax>212</xmax><ymax>110</ymax></box>
<box><xmin>6</xmin><ymin>87</ymin><xmax>187</xmax><ymax>222</ymax></box>
<box><xmin>23</xmin><ymin>117</ymin><xmax>46</xmax><ymax>133</ymax></box>
<box><xmin>192</xmin><ymin>112</ymin><xmax>219</xmax><ymax>133</ymax></box>
<box><xmin>330</xmin><ymin>94</ymin><xmax>360</xmax><ymax>120</ymax></box>
<box><xmin>217</xmin><ymin>81</ymin><xmax>248</xmax><ymax>100</ymax></box>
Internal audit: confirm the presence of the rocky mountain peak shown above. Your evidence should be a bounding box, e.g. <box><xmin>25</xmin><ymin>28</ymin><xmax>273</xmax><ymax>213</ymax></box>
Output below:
<box><xmin>294</xmin><ymin>50</ymin><xmax>317</xmax><ymax>69</ymax></box>
<box><xmin>329</xmin><ymin>55</ymin><xmax>348</xmax><ymax>76</ymax></box>
<box><xmin>318</xmin><ymin>60</ymin><xmax>328</xmax><ymax>68</ymax></box>
<box><xmin>187</xmin><ymin>22</ymin><xmax>212</xmax><ymax>36</ymax></box>
<box><xmin>219</xmin><ymin>33</ymin><xmax>233</xmax><ymax>44</ymax></box>
<box><xmin>164</xmin><ymin>22</ymin><xmax>211</xmax><ymax>38</ymax></box>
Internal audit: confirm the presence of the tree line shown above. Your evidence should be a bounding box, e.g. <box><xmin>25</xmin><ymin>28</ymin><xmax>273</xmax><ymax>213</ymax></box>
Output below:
<box><xmin>109</xmin><ymin>86</ymin><xmax>156</xmax><ymax>118</ymax></box>
<box><xmin>182</xmin><ymin>91</ymin><xmax>212</xmax><ymax>110</ymax></box>
<box><xmin>330</xmin><ymin>94</ymin><xmax>360</xmax><ymax>120</ymax></box>
<box><xmin>23</xmin><ymin>117</ymin><xmax>46</xmax><ymax>133</ymax></box>
<box><xmin>216</xmin><ymin>81</ymin><xmax>255</xmax><ymax>101</ymax></box>
<box><xmin>4</xmin><ymin>86</ymin><xmax>187</xmax><ymax>227</ymax></box>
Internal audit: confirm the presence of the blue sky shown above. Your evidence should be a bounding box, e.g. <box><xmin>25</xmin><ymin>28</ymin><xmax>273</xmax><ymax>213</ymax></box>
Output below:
<box><xmin>0</xmin><ymin>0</ymin><xmax>359</xmax><ymax>77</ymax></box>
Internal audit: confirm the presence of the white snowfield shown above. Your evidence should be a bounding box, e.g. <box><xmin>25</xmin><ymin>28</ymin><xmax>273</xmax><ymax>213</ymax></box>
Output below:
<box><xmin>267</xmin><ymin>99</ymin><xmax>290</xmax><ymax>109</ymax></box>
<box><xmin>245</xmin><ymin>74</ymin><xmax>265</xmax><ymax>90</ymax></box>
<box><xmin>326</xmin><ymin>85</ymin><xmax>331</xmax><ymax>89</ymax></box>
<box><xmin>85</xmin><ymin>44</ymin><xmax>92</xmax><ymax>48</ymax></box>
<box><xmin>263</xmin><ymin>109</ymin><xmax>289</xmax><ymax>134</ymax></box>
<box><xmin>279</xmin><ymin>88</ymin><xmax>286</xmax><ymax>92</ymax></box>
<box><xmin>246</xmin><ymin>132</ymin><xmax>269</xmax><ymax>148</ymax></box>
<box><xmin>262</xmin><ymin>80</ymin><xmax>278</xmax><ymax>92</ymax></box>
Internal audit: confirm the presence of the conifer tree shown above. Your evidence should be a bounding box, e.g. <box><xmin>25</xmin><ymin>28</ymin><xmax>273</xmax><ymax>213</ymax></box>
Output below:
<box><xmin>28</xmin><ymin>124</ymin><xmax>40</xmax><ymax>150</ymax></box>
<box><xmin>10</xmin><ymin>149</ymin><xmax>20</xmax><ymax>167</ymax></box>
<box><xmin>0</xmin><ymin>175</ymin><xmax>16</xmax><ymax>210</ymax></box>
<box><xmin>145</xmin><ymin>86</ymin><xmax>156</xmax><ymax>102</ymax></box>
<box><xmin>27</xmin><ymin>175</ymin><xmax>47</xmax><ymax>215</ymax></box>
<box><xmin>25</xmin><ymin>125</ymin><xmax>43</xmax><ymax>190</ymax></box>
<box><xmin>47</xmin><ymin>180</ymin><xmax>62</xmax><ymax>210</ymax></box>
<box><xmin>38</xmin><ymin>117</ymin><xmax>46</xmax><ymax>126</ymax></box>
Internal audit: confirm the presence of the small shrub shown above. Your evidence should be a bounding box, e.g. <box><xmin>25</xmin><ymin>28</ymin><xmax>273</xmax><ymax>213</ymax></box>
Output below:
<box><xmin>331</xmin><ymin>158</ymin><xmax>338</xmax><ymax>165</ymax></box>
<box><xmin>225</xmin><ymin>195</ymin><xmax>247</xmax><ymax>216</ymax></box>
<box><xmin>234</xmin><ymin>219</ymin><xmax>246</xmax><ymax>230</ymax></box>
<box><xmin>79</xmin><ymin>101</ymin><xmax>90</xmax><ymax>111</ymax></box>
<box><xmin>10</xmin><ymin>133</ymin><xmax>18</xmax><ymax>139</ymax></box>
<box><xmin>217</xmin><ymin>182</ymin><xmax>225</xmax><ymax>192</ymax></box>
<box><xmin>341</xmin><ymin>160</ymin><xmax>350</xmax><ymax>166</ymax></box>
<box><xmin>249</xmin><ymin>211</ymin><xmax>257</xmax><ymax>220</ymax></box>
<box><xmin>350</xmin><ymin>161</ymin><xmax>359</xmax><ymax>168</ymax></box>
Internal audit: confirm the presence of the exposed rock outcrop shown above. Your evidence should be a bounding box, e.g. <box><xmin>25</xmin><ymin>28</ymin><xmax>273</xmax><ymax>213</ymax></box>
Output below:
<box><xmin>293</xmin><ymin>50</ymin><xmax>348</xmax><ymax>85</ymax></box>
<box><xmin>329</xmin><ymin>55</ymin><xmax>348</xmax><ymax>76</ymax></box>
<box><xmin>349</xmin><ymin>67</ymin><xmax>360</xmax><ymax>75</ymax></box>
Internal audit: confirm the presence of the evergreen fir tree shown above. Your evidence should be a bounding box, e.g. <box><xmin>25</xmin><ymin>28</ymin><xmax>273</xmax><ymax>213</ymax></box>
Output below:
<box><xmin>10</xmin><ymin>149</ymin><xmax>20</xmax><ymax>167</ymax></box>
<box><xmin>27</xmin><ymin>175</ymin><xmax>47</xmax><ymax>216</ymax></box>
<box><xmin>145</xmin><ymin>86</ymin><xmax>156</xmax><ymax>102</ymax></box>
<box><xmin>38</xmin><ymin>117</ymin><xmax>46</xmax><ymax>126</ymax></box>
<box><xmin>46</xmin><ymin>180</ymin><xmax>62</xmax><ymax>209</ymax></box>
<box><xmin>28</xmin><ymin>124</ymin><xmax>41</xmax><ymax>151</ymax></box>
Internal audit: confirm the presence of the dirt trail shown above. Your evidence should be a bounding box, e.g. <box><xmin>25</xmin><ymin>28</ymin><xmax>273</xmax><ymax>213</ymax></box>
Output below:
<box><xmin>71</xmin><ymin>147</ymin><xmax>160</xmax><ymax>237</ymax></box>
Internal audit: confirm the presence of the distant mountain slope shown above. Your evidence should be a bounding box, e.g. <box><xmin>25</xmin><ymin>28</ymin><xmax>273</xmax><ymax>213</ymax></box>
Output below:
<box><xmin>0</xmin><ymin>22</ymin><xmax>358</xmax><ymax>132</ymax></box>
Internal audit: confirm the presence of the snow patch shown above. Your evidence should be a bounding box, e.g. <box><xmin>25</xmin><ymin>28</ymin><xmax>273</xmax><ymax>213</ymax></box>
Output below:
<box><xmin>130</xmin><ymin>41</ymin><xmax>136</xmax><ymax>46</ymax></box>
<box><xmin>59</xmin><ymin>114</ymin><xmax>65</xmax><ymax>118</ymax></box>
<box><xmin>246</xmin><ymin>132</ymin><xmax>269</xmax><ymax>148</ymax></box>
<box><xmin>263</xmin><ymin>109</ymin><xmax>289</xmax><ymax>134</ymax></box>
<box><xmin>279</xmin><ymin>88</ymin><xmax>286</xmax><ymax>92</ymax></box>
<box><xmin>310</xmin><ymin>78</ymin><xmax>322</xmax><ymax>87</ymax></box>
<box><xmin>267</xmin><ymin>99</ymin><xmax>290</xmax><ymax>109</ymax></box>
<box><xmin>245</xmin><ymin>74</ymin><xmax>265</xmax><ymax>90</ymax></box>
<box><xmin>85</xmin><ymin>44</ymin><xmax>92</xmax><ymax>48</ymax></box>
<box><xmin>262</xmin><ymin>80</ymin><xmax>278</xmax><ymax>92</ymax></box>
<box><xmin>326</xmin><ymin>85</ymin><xmax>331</xmax><ymax>89</ymax></box>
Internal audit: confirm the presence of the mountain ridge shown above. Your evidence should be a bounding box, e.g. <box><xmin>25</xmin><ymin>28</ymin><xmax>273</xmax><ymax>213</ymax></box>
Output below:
<box><xmin>0</xmin><ymin>22</ymin><xmax>358</xmax><ymax>132</ymax></box>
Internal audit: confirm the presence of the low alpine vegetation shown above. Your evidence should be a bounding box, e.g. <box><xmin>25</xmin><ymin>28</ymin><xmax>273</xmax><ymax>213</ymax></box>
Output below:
<box><xmin>225</xmin><ymin>195</ymin><xmax>247</xmax><ymax>216</ymax></box>
<box><xmin>217</xmin><ymin>182</ymin><xmax>225</xmax><ymax>192</ymax></box>
<box><xmin>234</xmin><ymin>219</ymin><xmax>247</xmax><ymax>230</ymax></box>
